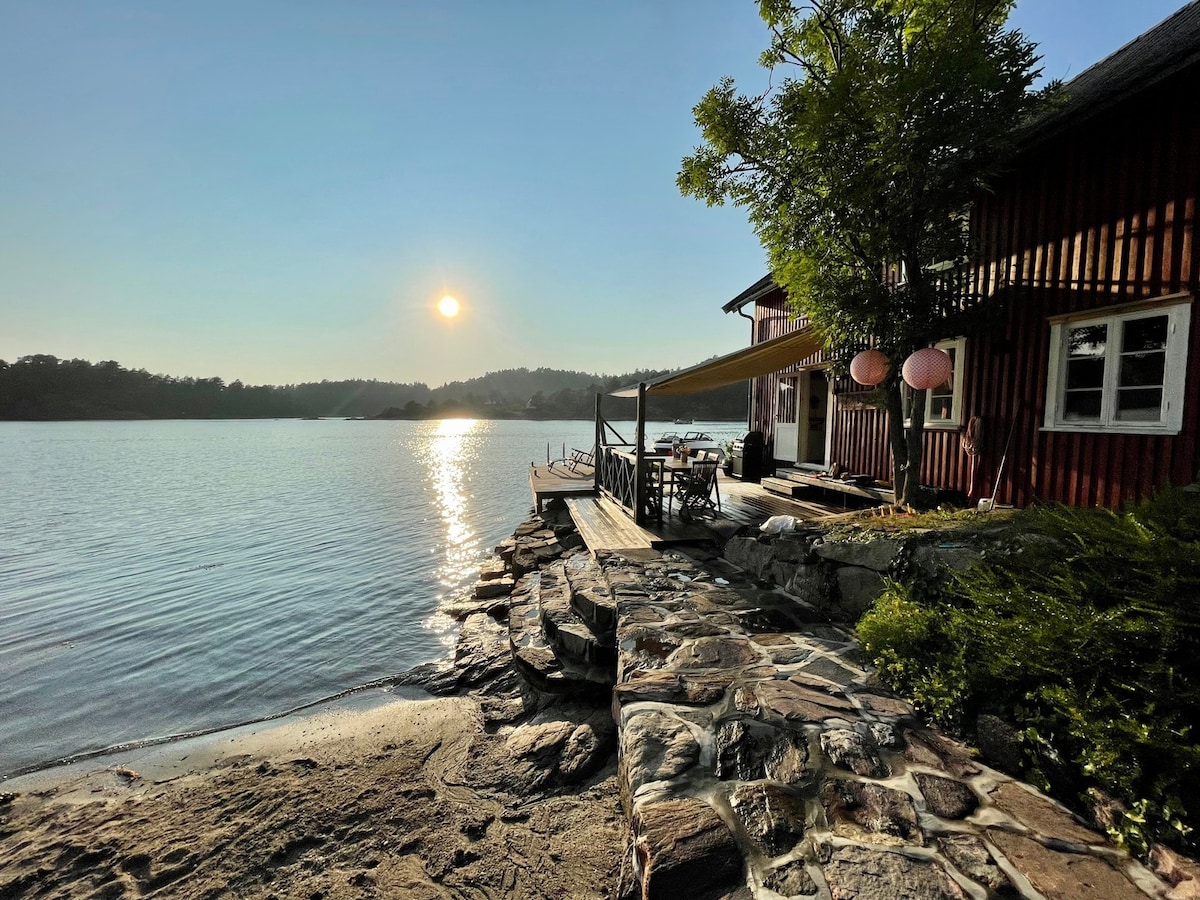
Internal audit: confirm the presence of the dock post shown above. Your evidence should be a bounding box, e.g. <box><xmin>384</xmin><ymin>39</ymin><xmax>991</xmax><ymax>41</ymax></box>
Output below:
<box><xmin>634</xmin><ymin>382</ymin><xmax>646</xmax><ymax>525</ymax></box>
<box><xmin>593</xmin><ymin>393</ymin><xmax>602</xmax><ymax>491</ymax></box>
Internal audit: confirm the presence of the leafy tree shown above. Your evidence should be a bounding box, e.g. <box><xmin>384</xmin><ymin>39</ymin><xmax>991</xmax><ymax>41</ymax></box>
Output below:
<box><xmin>679</xmin><ymin>0</ymin><xmax>1053</xmax><ymax>505</ymax></box>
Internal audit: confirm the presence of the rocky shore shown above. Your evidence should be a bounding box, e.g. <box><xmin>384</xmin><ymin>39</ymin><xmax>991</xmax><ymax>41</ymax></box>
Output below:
<box><xmin>4</xmin><ymin>503</ymin><xmax>1199</xmax><ymax>899</ymax></box>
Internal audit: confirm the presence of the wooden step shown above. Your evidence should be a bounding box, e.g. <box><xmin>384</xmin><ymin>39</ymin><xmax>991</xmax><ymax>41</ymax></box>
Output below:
<box><xmin>761</xmin><ymin>476</ymin><xmax>807</xmax><ymax>497</ymax></box>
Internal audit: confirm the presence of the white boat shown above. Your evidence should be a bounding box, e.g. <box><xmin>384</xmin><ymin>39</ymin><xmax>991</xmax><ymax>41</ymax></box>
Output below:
<box><xmin>650</xmin><ymin>431</ymin><xmax>725</xmax><ymax>460</ymax></box>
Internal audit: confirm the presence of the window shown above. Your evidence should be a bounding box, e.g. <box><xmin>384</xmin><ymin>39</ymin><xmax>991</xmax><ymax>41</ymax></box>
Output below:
<box><xmin>903</xmin><ymin>338</ymin><xmax>966</xmax><ymax>428</ymax></box>
<box><xmin>1044</xmin><ymin>300</ymin><xmax>1191</xmax><ymax>433</ymax></box>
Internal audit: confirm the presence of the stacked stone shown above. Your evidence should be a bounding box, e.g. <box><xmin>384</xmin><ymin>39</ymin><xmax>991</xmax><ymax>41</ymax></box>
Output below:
<box><xmin>605</xmin><ymin>547</ymin><xmax>1174</xmax><ymax>900</ymax></box>
<box><xmin>475</xmin><ymin>512</ymin><xmax>617</xmax><ymax>700</ymax></box>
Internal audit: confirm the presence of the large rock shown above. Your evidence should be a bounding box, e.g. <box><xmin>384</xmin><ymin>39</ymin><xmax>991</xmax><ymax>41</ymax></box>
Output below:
<box><xmin>823</xmin><ymin>779</ymin><xmax>923</xmax><ymax>846</ymax></box>
<box><xmin>820</xmin><ymin>728</ymin><xmax>888</xmax><ymax>778</ymax></box>
<box><xmin>814</xmin><ymin>538</ymin><xmax>901</xmax><ymax>572</ymax></box>
<box><xmin>729</xmin><ymin>783</ymin><xmax>807</xmax><ymax>857</ymax></box>
<box><xmin>723</xmin><ymin>537</ymin><xmax>778</xmax><ymax>580</ymax></box>
<box><xmin>714</xmin><ymin>718</ymin><xmax>808</xmax><ymax>783</ymax></box>
<box><xmin>910</xmin><ymin>544</ymin><xmax>982</xmax><ymax>579</ymax></box>
<box><xmin>615</xmin><ymin>670</ymin><xmax>732</xmax><ymax>707</ymax></box>
<box><xmin>820</xmin><ymin>845</ymin><xmax>966</xmax><ymax>900</ymax></box>
<box><xmin>785</xmin><ymin>564</ymin><xmax>829</xmax><ymax>606</ymax></box>
<box><xmin>832</xmin><ymin>566</ymin><xmax>886</xmax><ymax>620</ymax></box>
<box><xmin>634</xmin><ymin>799</ymin><xmax>743</xmax><ymax>900</ymax></box>
<box><xmin>621</xmin><ymin>710</ymin><xmax>701</xmax><ymax>799</ymax></box>
<box><xmin>975</xmin><ymin>713</ymin><xmax>1025</xmax><ymax>774</ymax></box>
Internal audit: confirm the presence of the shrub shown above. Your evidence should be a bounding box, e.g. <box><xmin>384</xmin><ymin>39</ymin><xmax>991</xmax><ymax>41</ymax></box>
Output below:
<box><xmin>856</xmin><ymin>489</ymin><xmax>1200</xmax><ymax>857</ymax></box>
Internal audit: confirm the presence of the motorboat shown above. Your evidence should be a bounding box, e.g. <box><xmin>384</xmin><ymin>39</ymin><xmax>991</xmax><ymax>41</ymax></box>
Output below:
<box><xmin>650</xmin><ymin>431</ymin><xmax>725</xmax><ymax>460</ymax></box>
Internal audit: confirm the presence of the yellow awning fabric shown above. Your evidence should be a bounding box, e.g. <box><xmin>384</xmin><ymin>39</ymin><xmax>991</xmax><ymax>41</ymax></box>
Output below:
<box><xmin>610</xmin><ymin>325</ymin><xmax>822</xmax><ymax>397</ymax></box>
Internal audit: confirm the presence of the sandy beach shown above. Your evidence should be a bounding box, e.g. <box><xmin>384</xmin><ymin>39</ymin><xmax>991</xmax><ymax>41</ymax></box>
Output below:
<box><xmin>0</xmin><ymin>614</ymin><xmax>625</xmax><ymax>899</ymax></box>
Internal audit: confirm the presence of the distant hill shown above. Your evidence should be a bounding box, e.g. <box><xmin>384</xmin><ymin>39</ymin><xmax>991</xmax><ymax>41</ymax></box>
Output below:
<box><xmin>0</xmin><ymin>355</ymin><xmax>747</xmax><ymax>421</ymax></box>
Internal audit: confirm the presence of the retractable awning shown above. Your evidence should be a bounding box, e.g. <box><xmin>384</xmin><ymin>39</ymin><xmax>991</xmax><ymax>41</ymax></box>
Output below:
<box><xmin>610</xmin><ymin>325</ymin><xmax>822</xmax><ymax>397</ymax></box>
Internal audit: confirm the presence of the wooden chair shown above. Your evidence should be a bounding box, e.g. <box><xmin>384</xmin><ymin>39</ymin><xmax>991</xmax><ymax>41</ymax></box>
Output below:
<box><xmin>670</xmin><ymin>460</ymin><xmax>721</xmax><ymax>520</ymax></box>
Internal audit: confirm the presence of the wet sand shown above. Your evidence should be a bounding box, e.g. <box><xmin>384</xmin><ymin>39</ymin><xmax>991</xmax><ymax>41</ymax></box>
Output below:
<box><xmin>0</xmin><ymin>671</ymin><xmax>624</xmax><ymax>898</ymax></box>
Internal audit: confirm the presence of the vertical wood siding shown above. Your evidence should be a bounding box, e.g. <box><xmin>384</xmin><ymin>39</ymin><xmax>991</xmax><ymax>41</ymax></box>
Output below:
<box><xmin>748</xmin><ymin>66</ymin><xmax>1199</xmax><ymax>507</ymax></box>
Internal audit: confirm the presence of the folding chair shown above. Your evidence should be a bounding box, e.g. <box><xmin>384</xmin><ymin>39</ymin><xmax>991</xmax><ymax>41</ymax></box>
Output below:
<box><xmin>670</xmin><ymin>460</ymin><xmax>721</xmax><ymax>520</ymax></box>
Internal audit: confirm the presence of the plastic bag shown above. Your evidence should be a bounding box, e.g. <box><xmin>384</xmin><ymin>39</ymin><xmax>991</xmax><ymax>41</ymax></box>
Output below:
<box><xmin>759</xmin><ymin>515</ymin><xmax>798</xmax><ymax>534</ymax></box>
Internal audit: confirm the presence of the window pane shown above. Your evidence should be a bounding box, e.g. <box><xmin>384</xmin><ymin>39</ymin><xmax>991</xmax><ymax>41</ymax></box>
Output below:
<box><xmin>1122</xmin><ymin>316</ymin><xmax>1168</xmax><ymax>354</ymax></box>
<box><xmin>777</xmin><ymin>379</ymin><xmax>797</xmax><ymax>423</ymax></box>
<box><xmin>929</xmin><ymin>395</ymin><xmax>953</xmax><ymax>421</ymax></box>
<box><xmin>1119</xmin><ymin>352</ymin><xmax>1166</xmax><ymax>388</ymax></box>
<box><xmin>1064</xmin><ymin>390</ymin><xmax>1103</xmax><ymax>421</ymax></box>
<box><xmin>1066</xmin><ymin>357</ymin><xmax>1106</xmax><ymax>390</ymax></box>
<box><xmin>1068</xmin><ymin>324</ymin><xmax>1107</xmax><ymax>357</ymax></box>
<box><xmin>1116</xmin><ymin>388</ymin><xmax>1163</xmax><ymax>422</ymax></box>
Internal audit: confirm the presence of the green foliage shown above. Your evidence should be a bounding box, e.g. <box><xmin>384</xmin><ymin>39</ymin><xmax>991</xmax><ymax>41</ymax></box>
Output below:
<box><xmin>856</xmin><ymin>491</ymin><xmax>1200</xmax><ymax>856</ymax></box>
<box><xmin>680</xmin><ymin>0</ymin><xmax>1054</xmax><ymax>502</ymax></box>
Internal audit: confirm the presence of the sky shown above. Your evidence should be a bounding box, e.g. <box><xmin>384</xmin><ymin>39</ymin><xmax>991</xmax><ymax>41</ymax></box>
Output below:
<box><xmin>0</xmin><ymin>1</ymin><xmax>1191</xmax><ymax>388</ymax></box>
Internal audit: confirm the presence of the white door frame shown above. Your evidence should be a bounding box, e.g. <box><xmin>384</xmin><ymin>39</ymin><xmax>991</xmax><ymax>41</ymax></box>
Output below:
<box><xmin>774</xmin><ymin>376</ymin><xmax>799</xmax><ymax>463</ymax></box>
<box><xmin>797</xmin><ymin>369</ymin><xmax>834</xmax><ymax>467</ymax></box>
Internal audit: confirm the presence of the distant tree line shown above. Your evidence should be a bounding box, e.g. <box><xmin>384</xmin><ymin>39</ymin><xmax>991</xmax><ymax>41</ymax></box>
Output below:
<box><xmin>0</xmin><ymin>355</ymin><xmax>748</xmax><ymax>422</ymax></box>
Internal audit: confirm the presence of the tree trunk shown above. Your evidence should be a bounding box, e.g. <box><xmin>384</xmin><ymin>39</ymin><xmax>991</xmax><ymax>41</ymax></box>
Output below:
<box><xmin>885</xmin><ymin>380</ymin><xmax>928</xmax><ymax>509</ymax></box>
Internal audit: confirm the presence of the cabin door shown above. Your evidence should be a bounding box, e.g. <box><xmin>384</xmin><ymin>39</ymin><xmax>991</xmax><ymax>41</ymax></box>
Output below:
<box><xmin>799</xmin><ymin>370</ymin><xmax>831</xmax><ymax>466</ymax></box>
<box><xmin>774</xmin><ymin>376</ymin><xmax>799</xmax><ymax>463</ymax></box>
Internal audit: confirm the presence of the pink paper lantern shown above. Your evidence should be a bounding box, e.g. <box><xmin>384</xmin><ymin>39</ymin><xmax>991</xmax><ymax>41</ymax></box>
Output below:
<box><xmin>849</xmin><ymin>349</ymin><xmax>890</xmax><ymax>386</ymax></box>
<box><xmin>902</xmin><ymin>347</ymin><xmax>953</xmax><ymax>390</ymax></box>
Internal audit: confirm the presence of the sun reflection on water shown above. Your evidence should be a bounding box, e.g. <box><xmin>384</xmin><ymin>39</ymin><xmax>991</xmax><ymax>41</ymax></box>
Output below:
<box><xmin>418</xmin><ymin>418</ymin><xmax>488</xmax><ymax>646</ymax></box>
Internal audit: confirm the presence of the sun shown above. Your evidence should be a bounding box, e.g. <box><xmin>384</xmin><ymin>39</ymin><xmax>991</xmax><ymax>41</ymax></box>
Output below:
<box><xmin>437</xmin><ymin>295</ymin><xmax>460</xmax><ymax>318</ymax></box>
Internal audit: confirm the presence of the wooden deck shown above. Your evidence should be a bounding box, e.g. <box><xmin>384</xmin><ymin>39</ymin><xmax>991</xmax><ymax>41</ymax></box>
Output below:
<box><xmin>562</xmin><ymin>473</ymin><xmax>848</xmax><ymax>553</ymax></box>
<box><xmin>761</xmin><ymin>471</ymin><xmax>895</xmax><ymax>506</ymax></box>
<box><xmin>565</xmin><ymin>496</ymin><xmax>713</xmax><ymax>552</ymax></box>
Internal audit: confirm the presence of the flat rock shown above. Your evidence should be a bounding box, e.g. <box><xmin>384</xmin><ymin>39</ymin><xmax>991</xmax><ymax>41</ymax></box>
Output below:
<box><xmin>823</xmin><ymin>779</ymin><xmax>924</xmax><ymax>846</ymax></box>
<box><xmin>820</xmin><ymin>728</ymin><xmax>889</xmax><ymax>778</ymax></box>
<box><xmin>987</xmin><ymin>782</ymin><xmax>1101</xmax><ymax>846</ymax></box>
<box><xmin>988</xmin><ymin>829</ymin><xmax>1146</xmax><ymax>900</ymax></box>
<box><xmin>915</xmin><ymin>773</ymin><xmax>979</xmax><ymax>820</ymax></box>
<box><xmin>729</xmin><ymin>782</ymin><xmax>807</xmax><ymax>857</ymax></box>
<box><xmin>758</xmin><ymin>681</ymin><xmax>856</xmax><ymax>724</ymax></box>
<box><xmin>667</xmin><ymin>637</ymin><xmax>763</xmax><ymax>670</ymax></box>
<box><xmin>615</xmin><ymin>669</ymin><xmax>732</xmax><ymax>707</ymax></box>
<box><xmin>474</xmin><ymin>577</ymin><xmax>514</xmax><ymax>600</ymax></box>
<box><xmin>634</xmin><ymin>799</ymin><xmax>743</xmax><ymax>900</ymax></box>
<box><xmin>902</xmin><ymin>729</ymin><xmax>980</xmax><ymax>779</ymax></box>
<box><xmin>820</xmin><ymin>845</ymin><xmax>966</xmax><ymax>900</ymax></box>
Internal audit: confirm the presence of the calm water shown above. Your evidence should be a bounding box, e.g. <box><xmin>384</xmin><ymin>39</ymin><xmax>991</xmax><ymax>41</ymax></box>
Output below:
<box><xmin>0</xmin><ymin>418</ymin><xmax>740</xmax><ymax>777</ymax></box>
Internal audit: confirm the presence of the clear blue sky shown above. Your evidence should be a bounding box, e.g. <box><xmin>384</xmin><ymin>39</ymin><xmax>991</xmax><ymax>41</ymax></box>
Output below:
<box><xmin>0</xmin><ymin>1</ymin><xmax>1189</xmax><ymax>387</ymax></box>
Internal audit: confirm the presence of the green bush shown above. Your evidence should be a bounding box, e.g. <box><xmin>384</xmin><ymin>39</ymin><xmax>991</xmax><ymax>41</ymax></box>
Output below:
<box><xmin>856</xmin><ymin>489</ymin><xmax>1200</xmax><ymax>857</ymax></box>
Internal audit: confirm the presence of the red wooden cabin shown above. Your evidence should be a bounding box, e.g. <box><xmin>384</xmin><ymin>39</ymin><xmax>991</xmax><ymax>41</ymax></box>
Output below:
<box><xmin>725</xmin><ymin>3</ymin><xmax>1200</xmax><ymax>508</ymax></box>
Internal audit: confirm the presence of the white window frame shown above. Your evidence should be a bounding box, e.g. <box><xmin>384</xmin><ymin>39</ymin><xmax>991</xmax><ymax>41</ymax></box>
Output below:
<box><xmin>903</xmin><ymin>337</ymin><xmax>967</xmax><ymax>429</ymax></box>
<box><xmin>1043</xmin><ymin>298</ymin><xmax>1191</xmax><ymax>435</ymax></box>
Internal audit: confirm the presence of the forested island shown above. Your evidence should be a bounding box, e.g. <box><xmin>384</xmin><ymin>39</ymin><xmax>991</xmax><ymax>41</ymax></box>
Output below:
<box><xmin>0</xmin><ymin>354</ymin><xmax>748</xmax><ymax>422</ymax></box>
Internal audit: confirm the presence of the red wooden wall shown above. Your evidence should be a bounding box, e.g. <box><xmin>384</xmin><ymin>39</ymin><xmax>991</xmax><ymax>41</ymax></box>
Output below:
<box><xmin>746</xmin><ymin>64</ymin><xmax>1199</xmax><ymax>507</ymax></box>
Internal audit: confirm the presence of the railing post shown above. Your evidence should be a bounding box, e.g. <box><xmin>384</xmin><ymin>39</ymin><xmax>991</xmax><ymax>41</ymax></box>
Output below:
<box><xmin>594</xmin><ymin>393</ymin><xmax>602</xmax><ymax>491</ymax></box>
<box><xmin>635</xmin><ymin>382</ymin><xmax>647</xmax><ymax>524</ymax></box>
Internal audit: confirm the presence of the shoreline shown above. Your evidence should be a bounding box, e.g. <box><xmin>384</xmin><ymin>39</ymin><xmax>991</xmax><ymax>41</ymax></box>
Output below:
<box><xmin>0</xmin><ymin>509</ymin><xmax>626</xmax><ymax>899</ymax></box>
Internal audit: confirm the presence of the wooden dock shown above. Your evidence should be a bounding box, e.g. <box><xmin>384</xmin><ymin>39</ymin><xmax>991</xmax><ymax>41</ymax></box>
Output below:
<box><xmin>529</xmin><ymin>462</ymin><xmax>597</xmax><ymax>511</ymax></box>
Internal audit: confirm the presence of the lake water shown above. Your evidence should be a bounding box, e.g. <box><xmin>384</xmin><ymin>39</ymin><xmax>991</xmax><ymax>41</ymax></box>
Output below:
<box><xmin>0</xmin><ymin>418</ymin><xmax>741</xmax><ymax>778</ymax></box>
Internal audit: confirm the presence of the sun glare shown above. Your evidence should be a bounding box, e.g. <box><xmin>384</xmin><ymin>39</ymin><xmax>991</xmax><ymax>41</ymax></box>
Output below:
<box><xmin>437</xmin><ymin>295</ymin><xmax>460</xmax><ymax>318</ymax></box>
